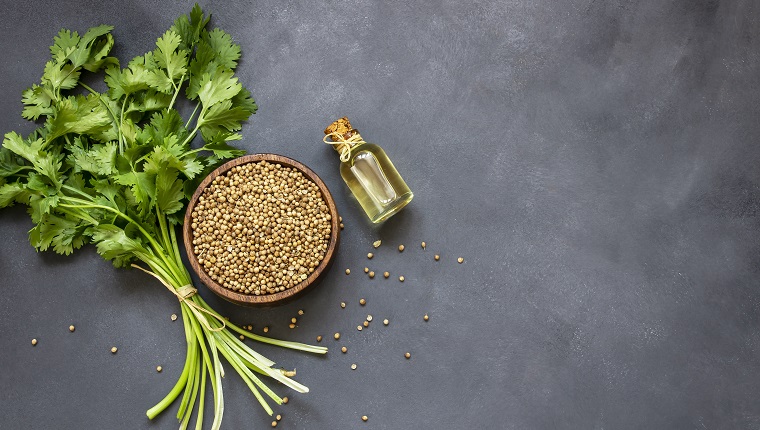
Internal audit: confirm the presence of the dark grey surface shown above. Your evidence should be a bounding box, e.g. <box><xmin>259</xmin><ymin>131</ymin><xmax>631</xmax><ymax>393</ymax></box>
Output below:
<box><xmin>1</xmin><ymin>0</ymin><xmax>759</xmax><ymax>428</ymax></box>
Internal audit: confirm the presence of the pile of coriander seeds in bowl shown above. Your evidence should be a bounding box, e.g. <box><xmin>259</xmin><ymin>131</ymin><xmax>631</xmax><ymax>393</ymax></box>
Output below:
<box><xmin>184</xmin><ymin>154</ymin><xmax>340</xmax><ymax>306</ymax></box>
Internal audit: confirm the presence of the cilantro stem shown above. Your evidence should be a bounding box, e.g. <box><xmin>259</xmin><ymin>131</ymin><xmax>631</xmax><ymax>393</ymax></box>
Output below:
<box><xmin>185</xmin><ymin>103</ymin><xmax>201</xmax><ymax>129</ymax></box>
<box><xmin>168</xmin><ymin>71</ymin><xmax>187</xmax><ymax>111</ymax></box>
<box><xmin>118</xmin><ymin>95</ymin><xmax>130</xmax><ymax>153</ymax></box>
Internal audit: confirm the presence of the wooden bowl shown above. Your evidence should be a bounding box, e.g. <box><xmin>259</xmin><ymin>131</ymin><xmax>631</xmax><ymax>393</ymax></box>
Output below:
<box><xmin>183</xmin><ymin>153</ymin><xmax>340</xmax><ymax>306</ymax></box>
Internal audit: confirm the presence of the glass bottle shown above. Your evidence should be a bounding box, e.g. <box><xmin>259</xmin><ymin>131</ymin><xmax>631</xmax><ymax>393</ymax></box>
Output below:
<box><xmin>324</xmin><ymin>117</ymin><xmax>413</xmax><ymax>223</ymax></box>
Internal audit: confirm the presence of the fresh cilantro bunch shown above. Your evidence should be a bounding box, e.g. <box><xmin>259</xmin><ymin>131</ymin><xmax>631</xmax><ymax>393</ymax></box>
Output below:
<box><xmin>0</xmin><ymin>5</ymin><xmax>326</xmax><ymax>429</ymax></box>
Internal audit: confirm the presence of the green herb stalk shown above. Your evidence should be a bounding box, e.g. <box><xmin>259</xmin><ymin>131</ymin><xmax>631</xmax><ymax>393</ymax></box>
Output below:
<box><xmin>0</xmin><ymin>5</ymin><xmax>326</xmax><ymax>429</ymax></box>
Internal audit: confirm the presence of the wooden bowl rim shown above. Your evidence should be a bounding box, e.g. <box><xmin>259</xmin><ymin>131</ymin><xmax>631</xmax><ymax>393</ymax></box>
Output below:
<box><xmin>182</xmin><ymin>153</ymin><xmax>340</xmax><ymax>306</ymax></box>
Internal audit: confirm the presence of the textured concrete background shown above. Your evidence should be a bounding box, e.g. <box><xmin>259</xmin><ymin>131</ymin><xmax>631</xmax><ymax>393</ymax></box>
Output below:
<box><xmin>1</xmin><ymin>0</ymin><xmax>759</xmax><ymax>428</ymax></box>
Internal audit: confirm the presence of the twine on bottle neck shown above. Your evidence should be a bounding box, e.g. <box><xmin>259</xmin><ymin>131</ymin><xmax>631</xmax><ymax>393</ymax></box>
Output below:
<box><xmin>131</xmin><ymin>264</ymin><xmax>226</xmax><ymax>332</ymax></box>
<box><xmin>323</xmin><ymin>131</ymin><xmax>365</xmax><ymax>162</ymax></box>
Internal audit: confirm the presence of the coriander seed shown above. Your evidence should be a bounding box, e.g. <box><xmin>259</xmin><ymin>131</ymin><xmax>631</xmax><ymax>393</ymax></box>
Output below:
<box><xmin>405</xmin><ymin>352</ymin><xmax>411</xmax><ymax>359</ymax></box>
<box><xmin>367</xmin><ymin>252</ymin><xmax>374</xmax><ymax>259</ymax></box>
<box><xmin>111</xmin><ymin>347</ymin><xmax>118</xmax><ymax>353</ymax></box>
<box><xmin>424</xmin><ymin>314</ymin><xmax>429</xmax><ymax>321</ymax></box>
<box><xmin>366</xmin><ymin>315</ymin><xmax>373</xmax><ymax>322</ymax></box>
<box><xmin>317</xmin><ymin>335</ymin><xmax>322</xmax><ymax>342</ymax></box>
<box><xmin>289</xmin><ymin>324</ymin><xmax>296</xmax><ymax>329</ymax></box>
<box><xmin>364</xmin><ymin>267</ymin><xmax>369</xmax><ymax>273</ymax></box>
<box><xmin>398</xmin><ymin>244</ymin><xmax>405</xmax><ymax>252</ymax></box>
<box><xmin>190</xmin><ymin>160</ymin><xmax>332</xmax><ymax>296</ymax></box>
<box><xmin>298</xmin><ymin>310</ymin><xmax>304</xmax><ymax>316</ymax></box>
<box><xmin>373</xmin><ymin>240</ymin><xmax>382</xmax><ymax>248</ymax></box>
<box><xmin>369</xmin><ymin>271</ymin><xmax>375</xmax><ymax>278</ymax></box>
<box><xmin>276</xmin><ymin>414</ymin><xmax>282</xmax><ymax>421</ymax></box>
<box><xmin>240</xmin><ymin>335</ymin><xmax>245</xmax><ymax>340</ymax></box>
<box><xmin>157</xmin><ymin>366</ymin><xmax>163</xmax><ymax>372</ymax></box>
<box><xmin>360</xmin><ymin>298</ymin><xmax>366</xmax><ymax>305</ymax></box>
<box><xmin>271</xmin><ymin>421</ymin><xmax>277</xmax><ymax>428</ymax></box>
<box><xmin>282</xmin><ymin>396</ymin><xmax>289</xmax><ymax>404</ymax></box>
<box><xmin>263</xmin><ymin>326</ymin><xmax>269</xmax><ymax>333</ymax></box>
<box><xmin>341</xmin><ymin>302</ymin><xmax>346</xmax><ymax>309</ymax></box>
<box><xmin>383</xmin><ymin>319</ymin><xmax>389</xmax><ymax>326</ymax></box>
<box><xmin>69</xmin><ymin>325</ymin><xmax>75</xmax><ymax>332</ymax></box>
<box><xmin>341</xmin><ymin>346</ymin><xmax>347</xmax><ymax>353</ymax></box>
<box><xmin>363</xmin><ymin>321</ymin><xmax>369</xmax><ymax>327</ymax></box>
<box><xmin>362</xmin><ymin>415</ymin><xmax>368</xmax><ymax>422</ymax></box>
<box><xmin>291</xmin><ymin>317</ymin><xmax>297</xmax><ymax>324</ymax></box>
<box><xmin>357</xmin><ymin>325</ymin><xmax>363</xmax><ymax>331</ymax></box>
<box><xmin>421</xmin><ymin>241</ymin><xmax>426</xmax><ymax>249</ymax></box>
<box><xmin>399</xmin><ymin>276</ymin><xmax>405</xmax><ymax>282</ymax></box>
<box><xmin>458</xmin><ymin>257</ymin><xmax>464</xmax><ymax>264</ymax></box>
<box><xmin>351</xmin><ymin>364</ymin><xmax>357</xmax><ymax>370</ymax></box>
<box><xmin>171</xmin><ymin>314</ymin><xmax>178</xmax><ymax>321</ymax></box>
<box><xmin>384</xmin><ymin>271</ymin><xmax>389</xmax><ymax>278</ymax></box>
<box><xmin>31</xmin><ymin>339</ymin><xmax>37</xmax><ymax>346</ymax></box>
<box><xmin>345</xmin><ymin>269</ymin><xmax>351</xmax><ymax>275</ymax></box>
<box><xmin>435</xmin><ymin>254</ymin><xmax>440</xmax><ymax>261</ymax></box>
<box><xmin>334</xmin><ymin>332</ymin><xmax>340</xmax><ymax>340</ymax></box>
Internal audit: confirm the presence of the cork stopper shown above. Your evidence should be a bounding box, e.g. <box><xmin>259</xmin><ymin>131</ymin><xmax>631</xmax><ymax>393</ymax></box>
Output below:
<box><xmin>324</xmin><ymin>117</ymin><xmax>358</xmax><ymax>142</ymax></box>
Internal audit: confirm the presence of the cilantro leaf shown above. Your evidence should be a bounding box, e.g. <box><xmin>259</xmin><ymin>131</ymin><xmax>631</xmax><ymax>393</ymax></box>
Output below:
<box><xmin>197</xmin><ymin>68</ymin><xmax>242</xmax><ymax>108</ymax></box>
<box><xmin>156</xmin><ymin>168</ymin><xmax>184</xmax><ymax>215</ymax></box>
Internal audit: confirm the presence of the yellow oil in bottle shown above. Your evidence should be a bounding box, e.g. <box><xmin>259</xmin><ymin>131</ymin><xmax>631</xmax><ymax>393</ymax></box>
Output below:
<box><xmin>325</xmin><ymin>117</ymin><xmax>413</xmax><ymax>223</ymax></box>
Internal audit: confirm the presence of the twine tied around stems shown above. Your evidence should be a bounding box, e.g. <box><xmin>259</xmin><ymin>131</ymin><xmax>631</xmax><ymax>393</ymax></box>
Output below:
<box><xmin>323</xmin><ymin>131</ymin><xmax>365</xmax><ymax>162</ymax></box>
<box><xmin>131</xmin><ymin>264</ymin><xmax>226</xmax><ymax>332</ymax></box>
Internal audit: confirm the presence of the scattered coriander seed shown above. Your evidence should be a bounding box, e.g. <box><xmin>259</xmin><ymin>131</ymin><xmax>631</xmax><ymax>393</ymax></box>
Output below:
<box><xmin>383</xmin><ymin>319</ymin><xmax>389</xmax><ymax>326</ymax></box>
<box><xmin>282</xmin><ymin>396</ymin><xmax>289</xmax><ymax>404</ymax></box>
<box><xmin>157</xmin><ymin>365</ymin><xmax>163</xmax><ymax>372</ymax></box>
<box><xmin>405</xmin><ymin>352</ymin><xmax>411</xmax><ymax>359</ymax></box>
<box><xmin>363</xmin><ymin>321</ymin><xmax>369</xmax><ymax>327</ymax></box>
<box><xmin>367</xmin><ymin>252</ymin><xmax>374</xmax><ymax>259</ymax></box>
<box><xmin>360</xmin><ymin>298</ymin><xmax>366</xmax><ymax>305</ymax></box>
<box><xmin>398</xmin><ymin>244</ymin><xmax>405</xmax><ymax>252</ymax></box>
<box><xmin>351</xmin><ymin>364</ymin><xmax>357</xmax><ymax>370</ymax></box>
<box><xmin>171</xmin><ymin>314</ymin><xmax>178</xmax><ymax>321</ymax></box>
<box><xmin>399</xmin><ymin>276</ymin><xmax>405</xmax><ymax>282</ymax></box>
<box><xmin>317</xmin><ymin>335</ymin><xmax>322</xmax><ymax>342</ymax></box>
<box><xmin>424</xmin><ymin>314</ymin><xmax>429</xmax><ymax>321</ymax></box>
<box><xmin>373</xmin><ymin>240</ymin><xmax>382</xmax><ymax>248</ymax></box>
<box><xmin>289</xmin><ymin>323</ymin><xmax>296</xmax><ymax>329</ymax></box>
<box><xmin>362</xmin><ymin>415</ymin><xmax>368</xmax><ymax>422</ymax></box>
<box><xmin>341</xmin><ymin>302</ymin><xmax>346</xmax><ymax>309</ymax></box>
<box><xmin>345</xmin><ymin>269</ymin><xmax>351</xmax><ymax>275</ymax></box>
<box><xmin>384</xmin><ymin>271</ymin><xmax>389</xmax><ymax>278</ymax></box>
<box><xmin>357</xmin><ymin>325</ymin><xmax>363</xmax><ymax>331</ymax></box>
<box><xmin>291</xmin><ymin>317</ymin><xmax>297</xmax><ymax>324</ymax></box>
<box><xmin>271</xmin><ymin>421</ymin><xmax>277</xmax><ymax>428</ymax></box>
<box><xmin>240</xmin><ymin>335</ymin><xmax>245</xmax><ymax>340</ymax></box>
<box><xmin>111</xmin><ymin>346</ymin><xmax>118</xmax><ymax>353</ymax></box>
<box><xmin>298</xmin><ymin>309</ymin><xmax>304</xmax><ymax>316</ymax></box>
<box><xmin>276</xmin><ymin>414</ymin><xmax>282</xmax><ymax>421</ymax></box>
<box><xmin>340</xmin><ymin>223</ymin><xmax>345</xmax><ymax>229</ymax></box>
<box><xmin>421</xmin><ymin>241</ymin><xmax>426</xmax><ymax>250</ymax></box>
<box><xmin>366</xmin><ymin>315</ymin><xmax>373</xmax><ymax>322</ymax></box>
<box><xmin>369</xmin><ymin>271</ymin><xmax>375</xmax><ymax>278</ymax></box>
<box><xmin>435</xmin><ymin>254</ymin><xmax>440</xmax><ymax>261</ymax></box>
<box><xmin>364</xmin><ymin>267</ymin><xmax>369</xmax><ymax>273</ymax></box>
<box><xmin>263</xmin><ymin>326</ymin><xmax>269</xmax><ymax>333</ymax></box>
<box><xmin>458</xmin><ymin>257</ymin><xmax>464</xmax><ymax>264</ymax></box>
<box><xmin>341</xmin><ymin>346</ymin><xmax>347</xmax><ymax>353</ymax></box>
<box><xmin>69</xmin><ymin>325</ymin><xmax>75</xmax><ymax>332</ymax></box>
<box><xmin>31</xmin><ymin>339</ymin><xmax>37</xmax><ymax>346</ymax></box>
<box><xmin>247</xmin><ymin>325</ymin><xmax>253</xmax><ymax>331</ymax></box>
<box><xmin>339</xmin><ymin>216</ymin><xmax>343</xmax><ymax>222</ymax></box>
<box><xmin>334</xmin><ymin>332</ymin><xmax>341</xmax><ymax>340</ymax></box>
